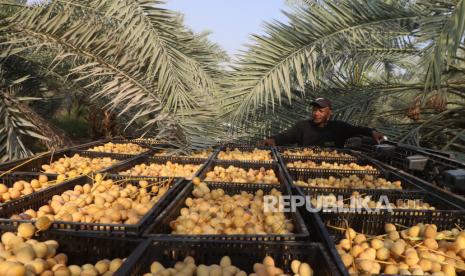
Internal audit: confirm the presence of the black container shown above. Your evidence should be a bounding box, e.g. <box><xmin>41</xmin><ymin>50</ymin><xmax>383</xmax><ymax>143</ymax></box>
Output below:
<box><xmin>288</xmin><ymin>168</ymin><xmax>424</xmax><ymax>191</ymax></box>
<box><xmin>151</xmin><ymin>152</ymin><xmax>212</xmax><ymax>164</ymax></box>
<box><xmin>144</xmin><ymin>181</ymin><xmax>309</xmax><ymax>241</ymax></box>
<box><xmin>442</xmin><ymin>169</ymin><xmax>465</xmax><ymax>192</ymax></box>
<box><xmin>326</xmin><ymin>206</ymin><xmax>465</xmax><ymax>233</ymax></box>
<box><xmin>285</xmin><ymin>165</ymin><xmax>381</xmax><ymax>183</ymax></box>
<box><xmin>200</xmin><ymin>161</ymin><xmax>288</xmax><ymax>188</ymax></box>
<box><xmin>213</xmin><ymin>145</ymin><xmax>277</xmax><ymax>163</ymax></box>
<box><xmin>0</xmin><ymin>149</ymin><xmax>136</xmax><ymax>174</ymax></box>
<box><xmin>0</xmin><ymin>175</ymin><xmax>183</xmax><ymax>236</ymax></box>
<box><xmin>282</xmin><ymin>154</ymin><xmax>380</xmax><ymax>179</ymax></box>
<box><xmin>152</xmin><ymin>147</ymin><xmax>214</xmax><ymax>163</ymax></box>
<box><xmin>116</xmin><ymin>238</ymin><xmax>340</xmax><ymax>276</ymax></box>
<box><xmin>0</xmin><ymin>229</ymin><xmax>142</xmax><ymax>271</ymax></box>
<box><xmin>76</xmin><ymin>140</ymin><xmax>153</xmax><ymax>155</ymax></box>
<box><xmin>297</xmin><ymin>187</ymin><xmax>464</xmax><ymax>212</ymax></box>
<box><xmin>104</xmin><ymin>155</ymin><xmax>209</xmax><ymax>180</ymax></box>
<box><xmin>321</xmin><ymin>210</ymin><xmax>465</xmax><ymax>276</ymax></box>
<box><xmin>0</xmin><ymin>172</ymin><xmax>58</xmax><ymax>212</ymax></box>
<box><xmin>276</xmin><ymin>146</ymin><xmax>358</xmax><ymax>163</ymax></box>
<box><xmin>111</xmin><ymin>137</ymin><xmax>174</xmax><ymax>148</ymax></box>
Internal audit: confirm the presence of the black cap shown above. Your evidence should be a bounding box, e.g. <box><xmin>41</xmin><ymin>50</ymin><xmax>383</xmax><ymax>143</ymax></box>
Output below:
<box><xmin>311</xmin><ymin>97</ymin><xmax>332</xmax><ymax>109</ymax></box>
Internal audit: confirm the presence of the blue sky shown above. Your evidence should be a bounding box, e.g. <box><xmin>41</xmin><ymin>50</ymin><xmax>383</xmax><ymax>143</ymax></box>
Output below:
<box><xmin>163</xmin><ymin>0</ymin><xmax>289</xmax><ymax>58</ymax></box>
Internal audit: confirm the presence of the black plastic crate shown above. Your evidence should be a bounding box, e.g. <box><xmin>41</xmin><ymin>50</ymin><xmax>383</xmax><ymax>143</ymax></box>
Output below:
<box><xmin>321</xmin><ymin>210</ymin><xmax>465</xmax><ymax>276</ymax></box>
<box><xmin>151</xmin><ymin>154</ymin><xmax>212</xmax><ymax>164</ymax></box>
<box><xmin>213</xmin><ymin>145</ymin><xmax>277</xmax><ymax>163</ymax></box>
<box><xmin>152</xmin><ymin>147</ymin><xmax>214</xmax><ymax>163</ymax></box>
<box><xmin>77</xmin><ymin>140</ymin><xmax>152</xmax><ymax>155</ymax></box>
<box><xmin>144</xmin><ymin>182</ymin><xmax>309</xmax><ymax>241</ymax></box>
<box><xmin>283</xmin><ymin>156</ymin><xmax>382</xmax><ymax>185</ymax></box>
<box><xmin>116</xmin><ymin>239</ymin><xmax>340</xmax><ymax>276</ymax></box>
<box><xmin>0</xmin><ymin>174</ymin><xmax>184</xmax><ymax>236</ymax></box>
<box><xmin>323</xmin><ymin>209</ymin><xmax>465</xmax><ymax>238</ymax></box>
<box><xmin>0</xmin><ymin>149</ymin><xmax>135</xmax><ymax>174</ymax></box>
<box><xmin>284</xmin><ymin>157</ymin><xmax>379</xmax><ymax>173</ymax></box>
<box><xmin>276</xmin><ymin>146</ymin><xmax>358</xmax><ymax>163</ymax></box>
<box><xmin>297</xmin><ymin>187</ymin><xmax>464</xmax><ymax>212</ymax></box>
<box><xmin>0</xmin><ymin>229</ymin><xmax>142</xmax><ymax>272</ymax></box>
<box><xmin>0</xmin><ymin>172</ymin><xmax>59</xmax><ymax>212</ymax></box>
<box><xmin>288</xmin><ymin>169</ymin><xmax>422</xmax><ymax>191</ymax></box>
<box><xmin>111</xmin><ymin>137</ymin><xmax>174</xmax><ymax>148</ymax></box>
<box><xmin>104</xmin><ymin>155</ymin><xmax>209</xmax><ymax>180</ymax></box>
<box><xmin>200</xmin><ymin>161</ymin><xmax>288</xmax><ymax>188</ymax></box>
<box><xmin>286</xmin><ymin>167</ymin><xmax>381</xmax><ymax>181</ymax></box>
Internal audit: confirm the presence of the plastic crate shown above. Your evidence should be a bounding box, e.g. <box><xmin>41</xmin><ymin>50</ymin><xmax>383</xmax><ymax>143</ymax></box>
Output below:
<box><xmin>199</xmin><ymin>161</ymin><xmax>288</xmax><ymax>188</ymax></box>
<box><xmin>151</xmin><ymin>154</ymin><xmax>212</xmax><ymax>164</ymax></box>
<box><xmin>276</xmin><ymin>146</ymin><xmax>358</xmax><ymax>163</ymax></box>
<box><xmin>115</xmin><ymin>239</ymin><xmax>340</xmax><ymax>276</ymax></box>
<box><xmin>283</xmin><ymin>154</ymin><xmax>380</xmax><ymax>176</ymax></box>
<box><xmin>0</xmin><ymin>229</ymin><xmax>142</xmax><ymax>271</ymax></box>
<box><xmin>143</xmin><ymin>182</ymin><xmax>309</xmax><ymax>241</ymax></box>
<box><xmin>104</xmin><ymin>155</ymin><xmax>209</xmax><ymax>180</ymax></box>
<box><xmin>213</xmin><ymin>145</ymin><xmax>277</xmax><ymax>163</ymax></box>
<box><xmin>111</xmin><ymin>137</ymin><xmax>174</xmax><ymax>148</ymax></box>
<box><xmin>76</xmin><ymin>140</ymin><xmax>152</xmax><ymax>155</ymax></box>
<box><xmin>0</xmin><ymin>174</ymin><xmax>184</xmax><ymax>236</ymax></box>
<box><xmin>0</xmin><ymin>172</ymin><xmax>58</xmax><ymax>212</ymax></box>
<box><xmin>0</xmin><ymin>149</ymin><xmax>136</xmax><ymax>174</ymax></box>
<box><xmin>323</xmin><ymin>209</ymin><xmax>465</xmax><ymax>237</ymax></box>
<box><xmin>297</xmin><ymin>187</ymin><xmax>464</xmax><ymax>212</ymax></box>
<box><xmin>152</xmin><ymin>147</ymin><xmax>214</xmax><ymax>163</ymax></box>
<box><xmin>321</xmin><ymin>210</ymin><xmax>465</xmax><ymax>276</ymax></box>
<box><xmin>288</xmin><ymin>169</ymin><xmax>422</xmax><ymax>191</ymax></box>
<box><xmin>285</xmin><ymin>166</ymin><xmax>381</xmax><ymax>181</ymax></box>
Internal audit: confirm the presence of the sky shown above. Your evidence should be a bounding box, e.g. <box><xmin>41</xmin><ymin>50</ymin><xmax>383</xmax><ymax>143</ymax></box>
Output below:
<box><xmin>163</xmin><ymin>0</ymin><xmax>289</xmax><ymax>58</ymax></box>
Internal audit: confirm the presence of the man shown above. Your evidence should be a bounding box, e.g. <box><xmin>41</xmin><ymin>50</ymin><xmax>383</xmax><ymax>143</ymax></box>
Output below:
<box><xmin>261</xmin><ymin>98</ymin><xmax>385</xmax><ymax>147</ymax></box>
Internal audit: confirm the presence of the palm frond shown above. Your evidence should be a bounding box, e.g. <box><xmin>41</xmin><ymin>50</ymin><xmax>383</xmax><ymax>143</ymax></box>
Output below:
<box><xmin>416</xmin><ymin>0</ymin><xmax>465</xmax><ymax>91</ymax></box>
<box><xmin>0</xmin><ymin>74</ymin><xmax>49</xmax><ymax>161</ymax></box>
<box><xmin>226</xmin><ymin>0</ymin><xmax>418</xmax><ymax>124</ymax></box>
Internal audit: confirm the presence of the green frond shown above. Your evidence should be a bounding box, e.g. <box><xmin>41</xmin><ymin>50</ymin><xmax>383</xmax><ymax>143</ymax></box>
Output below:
<box><xmin>0</xmin><ymin>74</ymin><xmax>49</xmax><ymax>161</ymax></box>
<box><xmin>417</xmin><ymin>0</ymin><xmax>465</xmax><ymax>91</ymax></box>
<box><xmin>227</xmin><ymin>0</ymin><xmax>418</xmax><ymax>124</ymax></box>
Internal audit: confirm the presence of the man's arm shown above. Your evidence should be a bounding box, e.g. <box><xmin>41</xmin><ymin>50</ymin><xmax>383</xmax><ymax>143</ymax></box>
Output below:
<box><xmin>338</xmin><ymin>121</ymin><xmax>384</xmax><ymax>144</ymax></box>
<box><xmin>260</xmin><ymin>122</ymin><xmax>302</xmax><ymax>146</ymax></box>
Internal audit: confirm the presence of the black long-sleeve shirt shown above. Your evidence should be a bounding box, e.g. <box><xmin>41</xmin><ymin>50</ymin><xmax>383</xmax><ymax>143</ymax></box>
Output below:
<box><xmin>273</xmin><ymin>120</ymin><xmax>374</xmax><ymax>147</ymax></box>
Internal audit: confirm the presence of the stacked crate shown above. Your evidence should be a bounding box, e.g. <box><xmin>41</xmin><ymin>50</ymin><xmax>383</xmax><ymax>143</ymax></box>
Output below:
<box><xmin>0</xmin><ymin>140</ymin><xmax>464</xmax><ymax>275</ymax></box>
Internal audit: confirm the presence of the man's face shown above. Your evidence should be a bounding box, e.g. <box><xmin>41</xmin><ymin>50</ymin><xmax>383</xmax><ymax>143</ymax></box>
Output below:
<box><xmin>312</xmin><ymin>106</ymin><xmax>332</xmax><ymax>124</ymax></box>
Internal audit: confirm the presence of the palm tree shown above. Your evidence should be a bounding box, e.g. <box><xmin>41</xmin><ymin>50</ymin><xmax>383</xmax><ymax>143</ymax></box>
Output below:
<box><xmin>1</xmin><ymin>0</ymin><xmax>464</xmax><ymax>160</ymax></box>
<box><xmin>225</xmin><ymin>0</ymin><xmax>465</xmax><ymax>154</ymax></box>
<box><xmin>0</xmin><ymin>0</ymin><xmax>228</xmax><ymax>160</ymax></box>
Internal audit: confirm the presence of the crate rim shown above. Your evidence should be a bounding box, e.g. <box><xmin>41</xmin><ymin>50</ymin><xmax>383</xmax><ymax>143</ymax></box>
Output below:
<box><xmin>212</xmin><ymin>145</ymin><xmax>278</xmax><ymax>163</ymax></box>
<box><xmin>106</xmin><ymin>154</ymin><xmax>210</xmax><ymax>180</ymax></box>
<box><xmin>0</xmin><ymin>174</ymin><xmax>184</xmax><ymax>236</ymax></box>
<box><xmin>0</xmin><ymin>149</ymin><xmax>141</xmax><ymax>176</ymax></box>
<box><xmin>200</xmin><ymin>160</ymin><xmax>289</xmax><ymax>190</ymax></box>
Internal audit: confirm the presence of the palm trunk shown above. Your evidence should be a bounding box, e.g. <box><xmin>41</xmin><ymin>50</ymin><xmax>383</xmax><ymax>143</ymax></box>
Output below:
<box><xmin>15</xmin><ymin>101</ymin><xmax>74</xmax><ymax>150</ymax></box>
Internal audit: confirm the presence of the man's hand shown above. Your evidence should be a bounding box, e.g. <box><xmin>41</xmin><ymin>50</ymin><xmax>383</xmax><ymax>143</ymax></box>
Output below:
<box><xmin>372</xmin><ymin>130</ymin><xmax>385</xmax><ymax>144</ymax></box>
<box><xmin>259</xmin><ymin>138</ymin><xmax>276</xmax><ymax>146</ymax></box>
